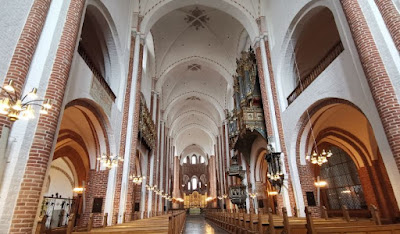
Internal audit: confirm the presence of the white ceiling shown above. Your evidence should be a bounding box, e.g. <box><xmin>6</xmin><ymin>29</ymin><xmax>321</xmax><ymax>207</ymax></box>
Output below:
<box><xmin>149</xmin><ymin>4</ymin><xmax>253</xmax><ymax>156</ymax></box>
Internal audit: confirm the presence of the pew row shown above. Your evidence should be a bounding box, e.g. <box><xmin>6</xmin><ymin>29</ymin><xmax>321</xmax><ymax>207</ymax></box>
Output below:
<box><xmin>205</xmin><ymin>205</ymin><xmax>400</xmax><ymax>234</ymax></box>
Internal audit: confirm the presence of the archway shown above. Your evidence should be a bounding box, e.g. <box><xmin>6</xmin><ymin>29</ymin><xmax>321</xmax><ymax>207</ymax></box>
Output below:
<box><xmin>297</xmin><ymin>99</ymin><xmax>399</xmax><ymax>220</ymax></box>
<box><xmin>42</xmin><ymin>99</ymin><xmax>111</xmax><ymax>229</ymax></box>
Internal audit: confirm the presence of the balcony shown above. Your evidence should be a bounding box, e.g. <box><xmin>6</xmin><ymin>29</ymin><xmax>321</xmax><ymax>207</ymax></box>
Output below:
<box><xmin>287</xmin><ymin>41</ymin><xmax>344</xmax><ymax>105</ymax></box>
<box><xmin>78</xmin><ymin>44</ymin><xmax>116</xmax><ymax>102</ymax></box>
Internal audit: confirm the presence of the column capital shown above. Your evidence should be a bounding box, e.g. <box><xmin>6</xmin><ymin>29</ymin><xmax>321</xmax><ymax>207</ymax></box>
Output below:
<box><xmin>252</xmin><ymin>33</ymin><xmax>268</xmax><ymax>48</ymax></box>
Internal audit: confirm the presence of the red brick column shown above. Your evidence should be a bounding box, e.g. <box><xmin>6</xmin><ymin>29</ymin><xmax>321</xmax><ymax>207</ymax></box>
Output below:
<box><xmin>340</xmin><ymin>0</ymin><xmax>400</xmax><ymax>172</ymax></box>
<box><xmin>125</xmin><ymin>44</ymin><xmax>144</xmax><ymax>221</ymax></box>
<box><xmin>0</xmin><ymin>0</ymin><xmax>51</xmax><ymax>134</ymax></box>
<box><xmin>374</xmin><ymin>0</ymin><xmax>400</xmax><ymax>51</ymax></box>
<box><xmin>264</xmin><ymin>39</ymin><xmax>297</xmax><ymax>215</ymax></box>
<box><xmin>80</xmin><ymin>170</ymin><xmax>109</xmax><ymax>227</ymax></box>
<box><xmin>255</xmin><ymin>43</ymin><xmax>297</xmax><ymax>215</ymax></box>
<box><xmin>111</xmin><ymin>35</ymin><xmax>136</xmax><ymax>224</ymax></box>
<box><xmin>255</xmin><ymin>48</ymin><xmax>273</xmax><ymax>136</ymax></box>
<box><xmin>9</xmin><ymin>0</ymin><xmax>86</xmax><ymax>232</ymax></box>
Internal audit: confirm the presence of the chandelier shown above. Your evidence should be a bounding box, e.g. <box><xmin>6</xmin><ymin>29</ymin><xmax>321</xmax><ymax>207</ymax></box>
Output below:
<box><xmin>306</xmin><ymin>149</ymin><xmax>332</xmax><ymax>166</ymax></box>
<box><xmin>290</xmin><ymin>41</ymin><xmax>334</xmax><ymax>166</ymax></box>
<box><xmin>146</xmin><ymin>184</ymin><xmax>157</xmax><ymax>191</ymax></box>
<box><xmin>248</xmin><ymin>192</ymin><xmax>257</xmax><ymax>199</ymax></box>
<box><xmin>266</xmin><ymin>152</ymin><xmax>284</xmax><ymax>192</ymax></box>
<box><xmin>0</xmin><ymin>80</ymin><xmax>52</xmax><ymax>121</ymax></box>
<box><xmin>130</xmin><ymin>174</ymin><xmax>145</xmax><ymax>185</ymax></box>
<box><xmin>97</xmin><ymin>153</ymin><xmax>123</xmax><ymax>169</ymax></box>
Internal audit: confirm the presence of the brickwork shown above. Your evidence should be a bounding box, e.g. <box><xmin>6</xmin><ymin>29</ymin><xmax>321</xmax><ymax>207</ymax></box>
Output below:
<box><xmin>295</xmin><ymin>98</ymin><xmax>399</xmax><ymax>219</ymax></box>
<box><xmin>80</xmin><ymin>170</ymin><xmax>109</xmax><ymax>227</ymax></box>
<box><xmin>125</xmin><ymin>44</ymin><xmax>144</xmax><ymax>220</ymax></box>
<box><xmin>255</xmin><ymin>47</ymin><xmax>273</xmax><ymax>138</ymax></box>
<box><xmin>255</xmin><ymin>43</ymin><xmax>297</xmax><ymax>215</ymax></box>
<box><xmin>340</xmin><ymin>0</ymin><xmax>400</xmax><ymax>173</ymax></box>
<box><xmin>264</xmin><ymin>40</ymin><xmax>297</xmax><ymax>215</ymax></box>
<box><xmin>112</xmin><ymin>35</ymin><xmax>136</xmax><ymax>224</ymax></box>
<box><xmin>0</xmin><ymin>0</ymin><xmax>51</xmax><ymax>136</ymax></box>
<box><xmin>374</xmin><ymin>0</ymin><xmax>400</xmax><ymax>51</ymax></box>
<box><xmin>9</xmin><ymin>0</ymin><xmax>86</xmax><ymax>232</ymax></box>
<box><xmin>375</xmin><ymin>157</ymin><xmax>400</xmax><ymax>220</ymax></box>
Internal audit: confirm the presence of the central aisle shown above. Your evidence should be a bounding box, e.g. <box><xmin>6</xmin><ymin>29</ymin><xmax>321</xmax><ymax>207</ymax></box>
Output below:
<box><xmin>183</xmin><ymin>214</ymin><xmax>228</xmax><ymax>234</ymax></box>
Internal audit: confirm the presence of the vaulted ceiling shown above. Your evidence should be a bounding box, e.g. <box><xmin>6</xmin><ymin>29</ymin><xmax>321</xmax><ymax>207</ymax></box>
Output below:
<box><xmin>149</xmin><ymin>4</ymin><xmax>253</xmax><ymax>157</ymax></box>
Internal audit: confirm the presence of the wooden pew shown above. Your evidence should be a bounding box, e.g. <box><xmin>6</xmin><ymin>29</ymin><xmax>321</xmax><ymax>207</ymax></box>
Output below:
<box><xmin>35</xmin><ymin>215</ymin><xmax>47</xmax><ymax>234</ymax></box>
<box><xmin>103</xmin><ymin>213</ymin><xmax>108</xmax><ymax>227</ymax></box>
<box><xmin>206</xmin><ymin>205</ymin><xmax>399</xmax><ymax>234</ymax></box>
<box><xmin>71</xmin><ymin>210</ymin><xmax>186</xmax><ymax>234</ymax></box>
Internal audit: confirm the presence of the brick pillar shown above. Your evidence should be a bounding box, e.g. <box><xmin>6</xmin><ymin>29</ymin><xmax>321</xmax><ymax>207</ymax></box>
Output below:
<box><xmin>255</xmin><ymin>42</ymin><xmax>297</xmax><ymax>215</ymax></box>
<box><xmin>125</xmin><ymin>44</ymin><xmax>144</xmax><ymax>220</ymax></box>
<box><xmin>80</xmin><ymin>170</ymin><xmax>109</xmax><ymax>228</ymax></box>
<box><xmin>370</xmin><ymin>159</ymin><xmax>400</xmax><ymax>220</ymax></box>
<box><xmin>340</xmin><ymin>0</ymin><xmax>400</xmax><ymax>172</ymax></box>
<box><xmin>374</xmin><ymin>0</ymin><xmax>400</xmax><ymax>51</ymax></box>
<box><xmin>9</xmin><ymin>0</ymin><xmax>86</xmax><ymax>232</ymax></box>
<box><xmin>0</xmin><ymin>0</ymin><xmax>51</xmax><ymax>134</ymax></box>
<box><xmin>112</xmin><ymin>35</ymin><xmax>136</xmax><ymax>224</ymax></box>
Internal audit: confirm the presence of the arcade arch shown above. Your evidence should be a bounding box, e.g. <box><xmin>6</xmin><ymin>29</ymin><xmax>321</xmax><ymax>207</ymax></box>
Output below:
<box><xmin>297</xmin><ymin>99</ymin><xmax>399</xmax><ymax>220</ymax></box>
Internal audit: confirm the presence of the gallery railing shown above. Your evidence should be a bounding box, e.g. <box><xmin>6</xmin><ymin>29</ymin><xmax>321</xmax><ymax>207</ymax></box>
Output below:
<box><xmin>287</xmin><ymin>41</ymin><xmax>344</xmax><ymax>105</ymax></box>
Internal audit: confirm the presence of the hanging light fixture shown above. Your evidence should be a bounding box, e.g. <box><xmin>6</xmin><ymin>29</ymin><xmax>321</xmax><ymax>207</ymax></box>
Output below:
<box><xmin>248</xmin><ymin>192</ymin><xmax>257</xmax><ymax>199</ymax></box>
<box><xmin>291</xmin><ymin>42</ymin><xmax>334</xmax><ymax>166</ymax></box>
<box><xmin>0</xmin><ymin>80</ymin><xmax>52</xmax><ymax>121</ymax></box>
<box><xmin>266</xmin><ymin>151</ymin><xmax>284</xmax><ymax>192</ymax></box>
<box><xmin>306</xmin><ymin>149</ymin><xmax>333</xmax><ymax>166</ymax></box>
<box><xmin>97</xmin><ymin>153</ymin><xmax>123</xmax><ymax>169</ymax></box>
<box><xmin>130</xmin><ymin>174</ymin><xmax>145</xmax><ymax>185</ymax></box>
<box><xmin>146</xmin><ymin>184</ymin><xmax>157</xmax><ymax>191</ymax></box>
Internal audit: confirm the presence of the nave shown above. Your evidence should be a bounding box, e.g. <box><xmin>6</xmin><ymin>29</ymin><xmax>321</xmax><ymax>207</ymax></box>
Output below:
<box><xmin>1</xmin><ymin>0</ymin><xmax>400</xmax><ymax>233</ymax></box>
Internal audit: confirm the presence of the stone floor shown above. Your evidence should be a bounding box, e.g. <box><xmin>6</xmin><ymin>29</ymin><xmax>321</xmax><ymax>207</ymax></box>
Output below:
<box><xmin>183</xmin><ymin>214</ymin><xmax>228</xmax><ymax>234</ymax></box>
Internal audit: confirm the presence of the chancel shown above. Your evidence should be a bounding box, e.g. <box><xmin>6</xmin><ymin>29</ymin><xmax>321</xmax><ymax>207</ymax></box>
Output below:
<box><xmin>0</xmin><ymin>0</ymin><xmax>400</xmax><ymax>233</ymax></box>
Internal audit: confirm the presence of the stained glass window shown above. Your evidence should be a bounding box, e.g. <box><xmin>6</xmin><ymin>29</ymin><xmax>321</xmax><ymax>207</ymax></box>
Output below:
<box><xmin>320</xmin><ymin>146</ymin><xmax>366</xmax><ymax>210</ymax></box>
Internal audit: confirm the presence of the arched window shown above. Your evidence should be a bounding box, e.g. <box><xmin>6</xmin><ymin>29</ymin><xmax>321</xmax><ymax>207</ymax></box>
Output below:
<box><xmin>188</xmin><ymin>181</ymin><xmax>191</xmax><ymax>190</ymax></box>
<box><xmin>192</xmin><ymin>177</ymin><xmax>198</xmax><ymax>190</ymax></box>
<box><xmin>200</xmin><ymin>156</ymin><xmax>205</xmax><ymax>163</ymax></box>
<box><xmin>320</xmin><ymin>146</ymin><xmax>366</xmax><ymax>210</ymax></box>
<box><xmin>191</xmin><ymin>155</ymin><xmax>197</xmax><ymax>164</ymax></box>
<box><xmin>183</xmin><ymin>156</ymin><xmax>187</xmax><ymax>163</ymax></box>
<box><xmin>199</xmin><ymin>181</ymin><xmax>201</xmax><ymax>188</ymax></box>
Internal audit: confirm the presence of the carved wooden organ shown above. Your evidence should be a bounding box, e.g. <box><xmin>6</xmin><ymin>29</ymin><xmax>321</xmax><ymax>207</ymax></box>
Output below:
<box><xmin>226</xmin><ymin>48</ymin><xmax>267</xmax><ymax>207</ymax></box>
<box><xmin>139</xmin><ymin>95</ymin><xmax>156</xmax><ymax>150</ymax></box>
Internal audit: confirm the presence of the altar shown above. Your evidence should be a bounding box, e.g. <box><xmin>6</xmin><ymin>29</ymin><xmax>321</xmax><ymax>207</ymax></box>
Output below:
<box><xmin>189</xmin><ymin>207</ymin><xmax>201</xmax><ymax>215</ymax></box>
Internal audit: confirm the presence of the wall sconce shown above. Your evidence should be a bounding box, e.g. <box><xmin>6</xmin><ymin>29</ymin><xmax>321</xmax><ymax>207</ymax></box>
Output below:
<box><xmin>73</xmin><ymin>187</ymin><xmax>84</xmax><ymax>194</ymax></box>
<box><xmin>268</xmin><ymin>191</ymin><xmax>278</xmax><ymax>196</ymax></box>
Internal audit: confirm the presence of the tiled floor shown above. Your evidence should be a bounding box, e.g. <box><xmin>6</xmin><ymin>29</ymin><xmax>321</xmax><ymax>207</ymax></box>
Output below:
<box><xmin>183</xmin><ymin>214</ymin><xmax>228</xmax><ymax>234</ymax></box>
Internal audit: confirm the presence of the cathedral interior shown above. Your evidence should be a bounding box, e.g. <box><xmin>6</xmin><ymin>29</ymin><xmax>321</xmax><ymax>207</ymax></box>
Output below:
<box><xmin>1</xmin><ymin>0</ymin><xmax>400</xmax><ymax>233</ymax></box>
